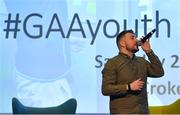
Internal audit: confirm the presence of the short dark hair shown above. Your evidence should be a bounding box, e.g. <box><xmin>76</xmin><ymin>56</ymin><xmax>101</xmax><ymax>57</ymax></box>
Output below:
<box><xmin>116</xmin><ymin>29</ymin><xmax>134</xmax><ymax>48</ymax></box>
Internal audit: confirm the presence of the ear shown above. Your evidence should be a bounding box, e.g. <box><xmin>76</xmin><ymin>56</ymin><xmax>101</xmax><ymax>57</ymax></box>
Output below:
<box><xmin>119</xmin><ymin>40</ymin><xmax>125</xmax><ymax>47</ymax></box>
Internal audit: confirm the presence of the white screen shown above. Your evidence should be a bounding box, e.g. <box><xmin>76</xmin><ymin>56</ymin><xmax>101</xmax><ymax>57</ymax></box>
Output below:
<box><xmin>0</xmin><ymin>0</ymin><xmax>179</xmax><ymax>113</ymax></box>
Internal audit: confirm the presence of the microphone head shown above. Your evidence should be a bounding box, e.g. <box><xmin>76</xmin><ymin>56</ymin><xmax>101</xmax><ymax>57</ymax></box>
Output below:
<box><xmin>139</xmin><ymin>29</ymin><xmax>156</xmax><ymax>45</ymax></box>
<box><xmin>152</xmin><ymin>29</ymin><xmax>156</xmax><ymax>33</ymax></box>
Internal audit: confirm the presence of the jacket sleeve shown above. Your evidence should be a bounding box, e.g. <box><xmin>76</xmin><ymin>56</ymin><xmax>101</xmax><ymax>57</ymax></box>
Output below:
<box><xmin>146</xmin><ymin>50</ymin><xmax>164</xmax><ymax>77</ymax></box>
<box><xmin>101</xmin><ymin>59</ymin><xmax>128</xmax><ymax>96</ymax></box>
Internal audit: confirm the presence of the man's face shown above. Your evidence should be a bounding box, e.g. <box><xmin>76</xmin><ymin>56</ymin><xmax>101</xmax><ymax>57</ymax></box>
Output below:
<box><xmin>124</xmin><ymin>32</ymin><xmax>139</xmax><ymax>53</ymax></box>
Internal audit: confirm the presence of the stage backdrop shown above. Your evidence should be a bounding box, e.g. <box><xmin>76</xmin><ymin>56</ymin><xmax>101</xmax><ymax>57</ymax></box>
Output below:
<box><xmin>0</xmin><ymin>0</ymin><xmax>179</xmax><ymax>113</ymax></box>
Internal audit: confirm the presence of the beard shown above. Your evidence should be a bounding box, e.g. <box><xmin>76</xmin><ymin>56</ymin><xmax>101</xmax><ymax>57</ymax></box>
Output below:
<box><xmin>126</xmin><ymin>44</ymin><xmax>139</xmax><ymax>53</ymax></box>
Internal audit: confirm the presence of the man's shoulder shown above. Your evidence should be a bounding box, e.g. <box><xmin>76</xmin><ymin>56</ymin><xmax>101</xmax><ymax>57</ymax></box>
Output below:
<box><xmin>108</xmin><ymin>55</ymin><xmax>120</xmax><ymax>62</ymax></box>
<box><xmin>104</xmin><ymin>55</ymin><xmax>119</xmax><ymax>66</ymax></box>
<box><xmin>104</xmin><ymin>55</ymin><xmax>124</xmax><ymax>68</ymax></box>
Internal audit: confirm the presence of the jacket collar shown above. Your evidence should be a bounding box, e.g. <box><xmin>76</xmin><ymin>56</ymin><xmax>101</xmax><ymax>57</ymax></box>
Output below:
<box><xmin>118</xmin><ymin>52</ymin><xmax>136</xmax><ymax>59</ymax></box>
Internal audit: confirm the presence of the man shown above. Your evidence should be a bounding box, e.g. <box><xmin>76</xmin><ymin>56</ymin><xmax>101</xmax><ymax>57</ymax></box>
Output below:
<box><xmin>101</xmin><ymin>30</ymin><xmax>164</xmax><ymax>114</ymax></box>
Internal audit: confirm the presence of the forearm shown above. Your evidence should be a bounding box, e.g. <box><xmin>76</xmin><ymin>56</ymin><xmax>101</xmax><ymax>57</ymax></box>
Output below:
<box><xmin>146</xmin><ymin>50</ymin><xmax>164</xmax><ymax>77</ymax></box>
<box><xmin>102</xmin><ymin>82</ymin><xmax>128</xmax><ymax>96</ymax></box>
<box><xmin>146</xmin><ymin>50</ymin><xmax>162</xmax><ymax>66</ymax></box>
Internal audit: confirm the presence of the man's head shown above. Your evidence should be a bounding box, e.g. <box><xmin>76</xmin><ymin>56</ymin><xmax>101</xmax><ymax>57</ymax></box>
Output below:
<box><xmin>116</xmin><ymin>30</ymin><xmax>139</xmax><ymax>53</ymax></box>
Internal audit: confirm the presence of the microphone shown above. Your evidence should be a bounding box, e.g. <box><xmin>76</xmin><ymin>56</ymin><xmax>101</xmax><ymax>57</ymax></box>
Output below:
<box><xmin>140</xmin><ymin>29</ymin><xmax>156</xmax><ymax>43</ymax></box>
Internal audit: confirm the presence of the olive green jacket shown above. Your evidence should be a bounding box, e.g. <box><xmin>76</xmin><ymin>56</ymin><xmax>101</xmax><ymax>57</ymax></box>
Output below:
<box><xmin>101</xmin><ymin>50</ymin><xmax>164</xmax><ymax>114</ymax></box>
